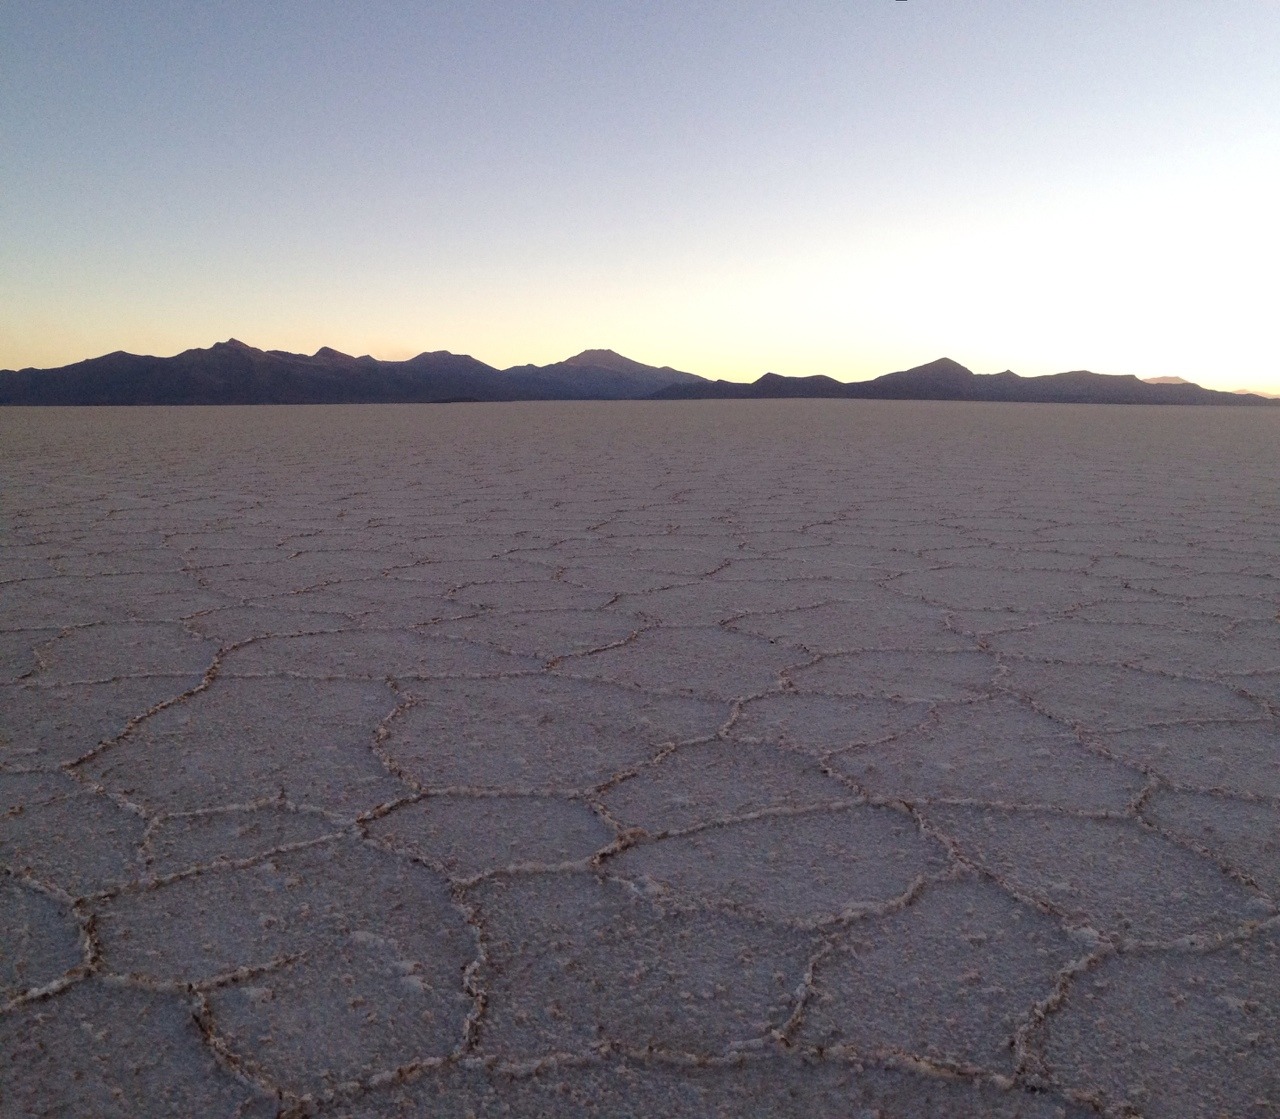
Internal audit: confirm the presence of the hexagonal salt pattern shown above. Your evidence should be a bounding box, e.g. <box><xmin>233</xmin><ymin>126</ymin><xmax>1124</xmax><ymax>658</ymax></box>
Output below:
<box><xmin>2</xmin><ymin>400</ymin><xmax>1277</xmax><ymax>1115</ymax></box>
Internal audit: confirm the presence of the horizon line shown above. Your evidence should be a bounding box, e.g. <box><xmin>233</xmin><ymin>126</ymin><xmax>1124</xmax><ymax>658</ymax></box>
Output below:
<box><xmin>3</xmin><ymin>337</ymin><xmax>1278</xmax><ymax>398</ymax></box>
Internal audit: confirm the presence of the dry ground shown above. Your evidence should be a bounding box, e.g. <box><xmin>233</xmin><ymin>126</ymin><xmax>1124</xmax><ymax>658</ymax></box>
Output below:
<box><xmin>2</xmin><ymin>401</ymin><xmax>1278</xmax><ymax>1117</ymax></box>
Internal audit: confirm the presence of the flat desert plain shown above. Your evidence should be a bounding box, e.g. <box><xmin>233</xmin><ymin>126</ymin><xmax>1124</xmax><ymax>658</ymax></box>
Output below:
<box><xmin>2</xmin><ymin>400</ymin><xmax>1278</xmax><ymax>1118</ymax></box>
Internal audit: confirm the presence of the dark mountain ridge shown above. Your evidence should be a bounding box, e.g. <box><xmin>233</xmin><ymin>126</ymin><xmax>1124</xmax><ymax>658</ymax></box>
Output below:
<box><xmin>0</xmin><ymin>341</ymin><xmax>698</xmax><ymax>406</ymax></box>
<box><xmin>1</xmin><ymin>344</ymin><xmax>1274</xmax><ymax>407</ymax></box>
<box><xmin>500</xmin><ymin>348</ymin><xmax>705</xmax><ymax>401</ymax></box>
<box><xmin>653</xmin><ymin>357</ymin><xmax>1277</xmax><ymax>406</ymax></box>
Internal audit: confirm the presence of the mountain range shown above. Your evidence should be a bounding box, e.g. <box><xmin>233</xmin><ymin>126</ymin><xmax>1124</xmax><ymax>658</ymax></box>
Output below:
<box><xmin>0</xmin><ymin>341</ymin><xmax>702</xmax><ymax>406</ymax></box>
<box><xmin>1</xmin><ymin>342</ymin><xmax>1274</xmax><ymax>407</ymax></box>
<box><xmin>653</xmin><ymin>358</ymin><xmax>1278</xmax><ymax>406</ymax></box>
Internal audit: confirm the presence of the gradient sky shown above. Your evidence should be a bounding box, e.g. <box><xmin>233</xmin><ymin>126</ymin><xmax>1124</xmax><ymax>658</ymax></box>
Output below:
<box><xmin>3</xmin><ymin>2</ymin><xmax>1278</xmax><ymax>391</ymax></box>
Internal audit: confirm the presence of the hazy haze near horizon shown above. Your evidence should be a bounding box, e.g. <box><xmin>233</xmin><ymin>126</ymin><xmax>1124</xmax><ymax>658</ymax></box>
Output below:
<box><xmin>2</xmin><ymin>2</ymin><xmax>1278</xmax><ymax>391</ymax></box>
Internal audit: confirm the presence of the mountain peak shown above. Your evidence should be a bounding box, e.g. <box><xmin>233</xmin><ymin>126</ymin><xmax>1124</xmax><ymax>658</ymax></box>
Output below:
<box><xmin>562</xmin><ymin>349</ymin><xmax>647</xmax><ymax>372</ymax></box>
<box><xmin>918</xmin><ymin>357</ymin><xmax>973</xmax><ymax>375</ymax></box>
<box><xmin>551</xmin><ymin>349</ymin><xmax>704</xmax><ymax>388</ymax></box>
<box><xmin>208</xmin><ymin>338</ymin><xmax>260</xmax><ymax>354</ymax></box>
<box><xmin>876</xmin><ymin>357</ymin><xmax>974</xmax><ymax>383</ymax></box>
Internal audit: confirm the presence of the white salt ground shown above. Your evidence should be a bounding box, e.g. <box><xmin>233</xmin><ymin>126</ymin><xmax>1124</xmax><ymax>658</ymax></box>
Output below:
<box><xmin>1</xmin><ymin>399</ymin><xmax>1277</xmax><ymax>1117</ymax></box>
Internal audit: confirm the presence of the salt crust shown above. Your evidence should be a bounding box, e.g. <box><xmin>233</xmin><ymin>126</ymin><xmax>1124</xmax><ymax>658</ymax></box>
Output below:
<box><xmin>2</xmin><ymin>400</ymin><xmax>1277</xmax><ymax>1116</ymax></box>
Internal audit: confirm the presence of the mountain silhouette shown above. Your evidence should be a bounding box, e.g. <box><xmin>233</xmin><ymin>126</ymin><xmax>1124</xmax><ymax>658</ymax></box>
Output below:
<box><xmin>651</xmin><ymin>358</ymin><xmax>1277</xmax><ymax>406</ymax></box>
<box><xmin>0</xmin><ymin>342</ymin><xmax>702</xmax><ymax>406</ymax></box>
<box><xmin>2</xmin><ymin>345</ymin><xmax>1274</xmax><ymax>407</ymax></box>
<box><xmin>500</xmin><ymin>350</ymin><xmax>704</xmax><ymax>400</ymax></box>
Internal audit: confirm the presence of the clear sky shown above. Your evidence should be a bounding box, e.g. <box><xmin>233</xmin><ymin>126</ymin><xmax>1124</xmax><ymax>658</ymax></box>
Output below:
<box><xmin>3</xmin><ymin>2</ymin><xmax>1278</xmax><ymax>391</ymax></box>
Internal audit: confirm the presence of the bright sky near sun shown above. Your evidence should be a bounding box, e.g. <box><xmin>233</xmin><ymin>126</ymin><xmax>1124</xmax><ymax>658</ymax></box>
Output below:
<box><xmin>2</xmin><ymin>2</ymin><xmax>1278</xmax><ymax>391</ymax></box>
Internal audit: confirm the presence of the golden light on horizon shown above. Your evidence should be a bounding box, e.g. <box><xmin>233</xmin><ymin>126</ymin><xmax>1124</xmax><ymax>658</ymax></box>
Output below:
<box><xmin>3</xmin><ymin>4</ymin><xmax>1278</xmax><ymax>394</ymax></box>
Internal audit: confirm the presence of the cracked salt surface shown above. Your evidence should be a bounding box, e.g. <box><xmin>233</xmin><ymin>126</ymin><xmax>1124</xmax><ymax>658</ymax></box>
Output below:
<box><xmin>2</xmin><ymin>400</ymin><xmax>1278</xmax><ymax>1117</ymax></box>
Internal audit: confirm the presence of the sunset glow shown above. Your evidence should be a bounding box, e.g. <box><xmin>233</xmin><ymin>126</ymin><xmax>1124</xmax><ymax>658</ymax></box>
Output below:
<box><xmin>3</xmin><ymin>2</ymin><xmax>1278</xmax><ymax>392</ymax></box>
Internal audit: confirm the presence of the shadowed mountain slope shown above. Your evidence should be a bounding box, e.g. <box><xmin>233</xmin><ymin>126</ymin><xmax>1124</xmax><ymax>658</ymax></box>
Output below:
<box><xmin>652</xmin><ymin>358</ymin><xmax>1277</xmax><ymax>406</ymax></box>
<box><xmin>501</xmin><ymin>349</ymin><xmax>704</xmax><ymax>400</ymax></box>
<box><xmin>3</xmin><ymin>345</ymin><xmax>1274</xmax><ymax>406</ymax></box>
<box><xmin>0</xmin><ymin>342</ymin><xmax>708</xmax><ymax>405</ymax></box>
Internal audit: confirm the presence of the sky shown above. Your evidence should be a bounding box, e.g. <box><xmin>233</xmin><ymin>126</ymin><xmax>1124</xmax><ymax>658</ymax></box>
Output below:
<box><xmin>2</xmin><ymin>2</ymin><xmax>1279</xmax><ymax>392</ymax></box>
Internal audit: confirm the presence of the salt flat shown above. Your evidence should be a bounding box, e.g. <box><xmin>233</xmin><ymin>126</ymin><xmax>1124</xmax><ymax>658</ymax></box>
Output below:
<box><xmin>2</xmin><ymin>400</ymin><xmax>1277</xmax><ymax>1118</ymax></box>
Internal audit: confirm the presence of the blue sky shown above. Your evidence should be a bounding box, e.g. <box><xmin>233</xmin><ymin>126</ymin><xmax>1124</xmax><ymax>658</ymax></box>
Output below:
<box><xmin>3</xmin><ymin>1</ymin><xmax>1278</xmax><ymax>390</ymax></box>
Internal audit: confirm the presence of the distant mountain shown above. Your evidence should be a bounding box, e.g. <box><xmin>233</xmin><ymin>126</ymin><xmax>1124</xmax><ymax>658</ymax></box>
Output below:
<box><xmin>652</xmin><ymin>358</ymin><xmax>1278</xmax><ymax>406</ymax></box>
<box><xmin>0</xmin><ymin>341</ymin><xmax>709</xmax><ymax>405</ymax></box>
<box><xmin>3</xmin><ymin>344</ymin><xmax>1274</xmax><ymax>407</ymax></box>
<box><xmin>1147</xmin><ymin>376</ymin><xmax>1280</xmax><ymax>398</ymax></box>
<box><xmin>500</xmin><ymin>349</ymin><xmax>704</xmax><ymax>400</ymax></box>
